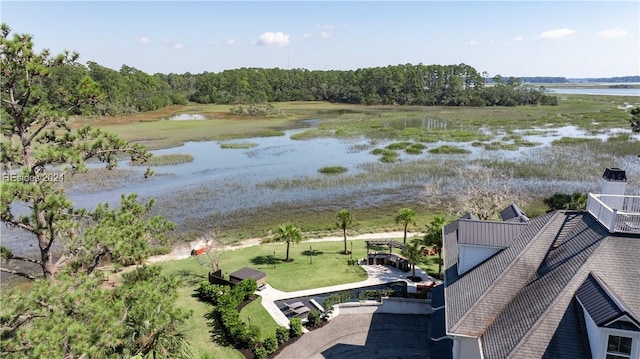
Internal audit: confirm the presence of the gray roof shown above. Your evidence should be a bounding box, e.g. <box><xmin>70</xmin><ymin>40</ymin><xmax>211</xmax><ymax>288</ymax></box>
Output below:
<box><xmin>576</xmin><ymin>272</ymin><xmax>640</xmax><ymax>329</ymax></box>
<box><xmin>500</xmin><ymin>204</ymin><xmax>528</xmax><ymax>222</ymax></box>
<box><xmin>445</xmin><ymin>211</ymin><xmax>556</xmax><ymax>335</ymax></box>
<box><xmin>541</xmin><ymin>298</ymin><xmax>592</xmax><ymax>359</ymax></box>
<box><xmin>457</xmin><ymin>219</ymin><xmax>527</xmax><ymax>247</ymax></box>
<box><xmin>229</xmin><ymin>267</ymin><xmax>266</xmax><ymax>281</ymax></box>
<box><xmin>443</xmin><ymin>210</ymin><xmax>640</xmax><ymax>359</ymax></box>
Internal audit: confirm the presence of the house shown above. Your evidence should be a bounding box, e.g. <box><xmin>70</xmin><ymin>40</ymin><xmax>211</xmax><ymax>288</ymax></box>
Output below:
<box><xmin>430</xmin><ymin>168</ymin><xmax>640</xmax><ymax>359</ymax></box>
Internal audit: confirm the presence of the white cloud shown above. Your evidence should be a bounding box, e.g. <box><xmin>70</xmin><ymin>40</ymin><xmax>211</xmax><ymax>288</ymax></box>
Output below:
<box><xmin>321</xmin><ymin>31</ymin><xmax>332</xmax><ymax>39</ymax></box>
<box><xmin>317</xmin><ymin>25</ymin><xmax>335</xmax><ymax>30</ymax></box>
<box><xmin>139</xmin><ymin>36</ymin><xmax>150</xmax><ymax>44</ymax></box>
<box><xmin>538</xmin><ymin>28</ymin><xmax>576</xmax><ymax>40</ymax></box>
<box><xmin>597</xmin><ymin>28</ymin><xmax>628</xmax><ymax>39</ymax></box>
<box><xmin>173</xmin><ymin>42</ymin><xmax>184</xmax><ymax>49</ymax></box>
<box><xmin>465</xmin><ymin>40</ymin><xmax>479</xmax><ymax>46</ymax></box>
<box><xmin>303</xmin><ymin>33</ymin><xmax>312</xmax><ymax>39</ymax></box>
<box><xmin>225</xmin><ymin>38</ymin><xmax>236</xmax><ymax>45</ymax></box>
<box><xmin>513</xmin><ymin>35</ymin><xmax>523</xmax><ymax>42</ymax></box>
<box><xmin>257</xmin><ymin>32</ymin><xmax>290</xmax><ymax>47</ymax></box>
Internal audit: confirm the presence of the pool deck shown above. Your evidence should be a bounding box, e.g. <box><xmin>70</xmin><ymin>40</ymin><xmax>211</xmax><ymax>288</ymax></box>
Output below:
<box><xmin>257</xmin><ymin>264</ymin><xmax>437</xmax><ymax>327</ymax></box>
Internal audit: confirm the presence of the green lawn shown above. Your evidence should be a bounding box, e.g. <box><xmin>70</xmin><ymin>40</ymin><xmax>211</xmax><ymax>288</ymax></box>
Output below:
<box><xmin>156</xmin><ymin>236</ymin><xmax>441</xmax><ymax>357</ymax></box>
<box><xmin>239</xmin><ymin>297</ymin><xmax>280</xmax><ymax>340</ymax></box>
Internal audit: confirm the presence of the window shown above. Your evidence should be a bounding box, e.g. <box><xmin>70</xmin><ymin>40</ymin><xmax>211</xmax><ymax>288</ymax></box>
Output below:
<box><xmin>606</xmin><ymin>335</ymin><xmax>632</xmax><ymax>359</ymax></box>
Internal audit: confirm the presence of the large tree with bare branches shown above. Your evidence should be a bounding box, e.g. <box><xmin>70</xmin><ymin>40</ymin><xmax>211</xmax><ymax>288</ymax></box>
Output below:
<box><xmin>420</xmin><ymin>165</ymin><xmax>525</xmax><ymax>220</ymax></box>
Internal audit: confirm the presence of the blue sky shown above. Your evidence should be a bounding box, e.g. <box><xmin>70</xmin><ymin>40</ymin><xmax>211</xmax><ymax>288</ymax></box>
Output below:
<box><xmin>2</xmin><ymin>1</ymin><xmax>639</xmax><ymax>78</ymax></box>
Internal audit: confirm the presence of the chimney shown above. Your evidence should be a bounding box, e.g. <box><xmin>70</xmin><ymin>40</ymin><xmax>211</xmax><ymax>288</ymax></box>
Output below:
<box><xmin>600</xmin><ymin>167</ymin><xmax>627</xmax><ymax>210</ymax></box>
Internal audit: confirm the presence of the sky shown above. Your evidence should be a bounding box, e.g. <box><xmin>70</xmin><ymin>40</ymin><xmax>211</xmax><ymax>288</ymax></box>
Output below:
<box><xmin>1</xmin><ymin>1</ymin><xmax>639</xmax><ymax>78</ymax></box>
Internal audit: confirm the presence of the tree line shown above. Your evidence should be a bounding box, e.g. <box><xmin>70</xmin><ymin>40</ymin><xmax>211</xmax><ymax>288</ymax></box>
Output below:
<box><xmin>43</xmin><ymin>62</ymin><xmax>558</xmax><ymax>117</ymax></box>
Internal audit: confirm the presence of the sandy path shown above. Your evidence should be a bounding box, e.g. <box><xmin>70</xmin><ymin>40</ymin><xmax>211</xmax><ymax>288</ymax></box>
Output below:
<box><xmin>146</xmin><ymin>231</ymin><xmax>422</xmax><ymax>264</ymax></box>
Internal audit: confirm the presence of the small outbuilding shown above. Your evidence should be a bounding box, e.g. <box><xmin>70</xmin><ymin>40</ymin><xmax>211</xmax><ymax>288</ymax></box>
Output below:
<box><xmin>229</xmin><ymin>267</ymin><xmax>267</xmax><ymax>286</ymax></box>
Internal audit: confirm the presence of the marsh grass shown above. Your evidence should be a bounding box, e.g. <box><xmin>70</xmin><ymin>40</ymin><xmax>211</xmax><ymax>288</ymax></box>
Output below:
<box><xmin>428</xmin><ymin>145</ymin><xmax>471</xmax><ymax>154</ymax></box>
<box><xmin>483</xmin><ymin>142</ymin><xmax>519</xmax><ymax>151</ymax></box>
<box><xmin>81</xmin><ymin>96</ymin><xmax>635</xmax><ymax>150</ymax></box>
<box><xmin>220</xmin><ymin>142</ymin><xmax>259</xmax><ymax>149</ymax></box>
<box><xmin>63</xmin><ymin>167</ymin><xmax>146</xmax><ymax>193</ymax></box>
<box><xmin>551</xmin><ymin>137</ymin><xmax>602</xmax><ymax>146</ymax></box>
<box><xmin>318</xmin><ymin>166</ymin><xmax>348</xmax><ymax>174</ymax></box>
<box><xmin>134</xmin><ymin>154</ymin><xmax>194</xmax><ymax>166</ymax></box>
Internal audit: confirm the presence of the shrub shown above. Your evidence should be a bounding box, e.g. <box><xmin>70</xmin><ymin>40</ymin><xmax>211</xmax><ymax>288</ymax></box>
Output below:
<box><xmin>195</xmin><ymin>281</ymin><xmax>228</xmax><ymax>304</ymax></box>
<box><xmin>245</xmin><ymin>324</ymin><xmax>262</xmax><ymax>347</ymax></box>
<box><xmin>253</xmin><ymin>345</ymin><xmax>268</xmax><ymax>359</ymax></box>
<box><xmin>234</xmin><ymin>279</ymin><xmax>258</xmax><ymax>301</ymax></box>
<box><xmin>289</xmin><ymin>317</ymin><xmax>303</xmax><ymax>337</ymax></box>
<box><xmin>263</xmin><ymin>334</ymin><xmax>278</xmax><ymax>354</ymax></box>
<box><xmin>307</xmin><ymin>310</ymin><xmax>322</xmax><ymax>327</ymax></box>
<box><xmin>275</xmin><ymin>326</ymin><xmax>290</xmax><ymax>345</ymax></box>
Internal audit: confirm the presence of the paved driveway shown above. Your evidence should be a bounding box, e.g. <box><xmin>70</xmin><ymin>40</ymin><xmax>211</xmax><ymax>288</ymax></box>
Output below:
<box><xmin>275</xmin><ymin>313</ymin><xmax>430</xmax><ymax>359</ymax></box>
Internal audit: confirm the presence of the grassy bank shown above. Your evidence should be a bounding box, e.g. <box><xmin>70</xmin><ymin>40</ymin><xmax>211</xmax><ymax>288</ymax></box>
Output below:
<box><xmin>76</xmin><ymin>96</ymin><xmax>637</xmax><ymax>151</ymax></box>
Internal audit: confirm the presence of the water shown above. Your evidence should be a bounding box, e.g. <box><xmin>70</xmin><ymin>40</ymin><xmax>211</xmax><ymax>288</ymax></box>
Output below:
<box><xmin>168</xmin><ymin>114</ymin><xmax>207</xmax><ymax>121</ymax></box>
<box><xmin>3</xmin><ymin>118</ymin><xmax>639</xmax><ymax>255</ymax></box>
<box><xmin>546</xmin><ymin>87</ymin><xmax>640</xmax><ymax>96</ymax></box>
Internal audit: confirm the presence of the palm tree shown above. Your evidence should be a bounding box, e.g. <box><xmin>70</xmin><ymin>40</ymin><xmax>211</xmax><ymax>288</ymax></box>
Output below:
<box><xmin>423</xmin><ymin>216</ymin><xmax>448</xmax><ymax>276</ymax></box>
<box><xmin>395</xmin><ymin>208</ymin><xmax>416</xmax><ymax>244</ymax></box>
<box><xmin>336</xmin><ymin>209</ymin><xmax>354</xmax><ymax>255</ymax></box>
<box><xmin>273</xmin><ymin>223</ymin><xmax>303</xmax><ymax>262</ymax></box>
<box><xmin>402</xmin><ymin>238</ymin><xmax>425</xmax><ymax>282</ymax></box>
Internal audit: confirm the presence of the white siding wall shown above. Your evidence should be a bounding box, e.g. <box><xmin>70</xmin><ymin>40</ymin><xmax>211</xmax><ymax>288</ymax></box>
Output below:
<box><xmin>583</xmin><ymin>306</ymin><xmax>640</xmax><ymax>359</ymax></box>
<box><xmin>583</xmin><ymin>307</ymin><xmax>601</xmax><ymax>359</ymax></box>
<box><xmin>458</xmin><ymin>244</ymin><xmax>502</xmax><ymax>276</ymax></box>
<box><xmin>453</xmin><ymin>336</ymin><xmax>482</xmax><ymax>359</ymax></box>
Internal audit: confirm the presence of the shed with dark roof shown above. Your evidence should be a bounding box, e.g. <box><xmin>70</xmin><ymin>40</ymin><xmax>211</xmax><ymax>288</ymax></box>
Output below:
<box><xmin>229</xmin><ymin>267</ymin><xmax>267</xmax><ymax>286</ymax></box>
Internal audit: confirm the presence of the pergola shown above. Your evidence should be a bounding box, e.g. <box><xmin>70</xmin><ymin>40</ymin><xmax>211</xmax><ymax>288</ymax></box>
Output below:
<box><xmin>365</xmin><ymin>239</ymin><xmax>405</xmax><ymax>254</ymax></box>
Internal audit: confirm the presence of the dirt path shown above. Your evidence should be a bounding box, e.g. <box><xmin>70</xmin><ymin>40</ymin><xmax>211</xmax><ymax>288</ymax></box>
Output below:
<box><xmin>146</xmin><ymin>231</ymin><xmax>421</xmax><ymax>264</ymax></box>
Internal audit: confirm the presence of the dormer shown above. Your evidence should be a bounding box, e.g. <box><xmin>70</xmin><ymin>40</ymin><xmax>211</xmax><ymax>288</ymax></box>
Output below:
<box><xmin>576</xmin><ymin>273</ymin><xmax>640</xmax><ymax>359</ymax></box>
<box><xmin>455</xmin><ymin>219</ymin><xmax>526</xmax><ymax>276</ymax></box>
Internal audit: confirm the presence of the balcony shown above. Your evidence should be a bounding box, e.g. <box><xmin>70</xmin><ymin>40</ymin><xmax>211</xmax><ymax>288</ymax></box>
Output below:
<box><xmin>587</xmin><ymin>194</ymin><xmax>640</xmax><ymax>234</ymax></box>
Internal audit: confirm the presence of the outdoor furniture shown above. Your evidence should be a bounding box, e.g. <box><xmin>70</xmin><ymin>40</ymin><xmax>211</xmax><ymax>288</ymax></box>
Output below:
<box><xmin>284</xmin><ymin>301</ymin><xmax>306</xmax><ymax>311</ymax></box>
<box><xmin>291</xmin><ymin>305</ymin><xmax>311</xmax><ymax>317</ymax></box>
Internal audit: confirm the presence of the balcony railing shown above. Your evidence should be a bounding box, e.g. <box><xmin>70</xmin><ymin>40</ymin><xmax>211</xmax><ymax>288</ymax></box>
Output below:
<box><xmin>587</xmin><ymin>194</ymin><xmax>640</xmax><ymax>234</ymax></box>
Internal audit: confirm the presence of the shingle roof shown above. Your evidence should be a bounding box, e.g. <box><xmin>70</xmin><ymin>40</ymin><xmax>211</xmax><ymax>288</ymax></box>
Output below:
<box><xmin>541</xmin><ymin>298</ymin><xmax>592</xmax><ymax>359</ymax></box>
<box><xmin>576</xmin><ymin>272</ymin><xmax>640</xmax><ymax>329</ymax></box>
<box><xmin>443</xmin><ymin>209</ymin><xmax>640</xmax><ymax>359</ymax></box>
<box><xmin>445</xmin><ymin>211</ymin><xmax>557</xmax><ymax>335</ymax></box>
<box><xmin>480</xmin><ymin>212</ymin><xmax>609</xmax><ymax>359</ymax></box>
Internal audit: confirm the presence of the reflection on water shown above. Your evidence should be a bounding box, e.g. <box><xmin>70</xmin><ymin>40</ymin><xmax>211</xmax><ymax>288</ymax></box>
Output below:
<box><xmin>168</xmin><ymin>113</ymin><xmax>206</xmax><ymax>121</ymax></box>
<box><xmin>387</xmin><ymin>117</ymin><xmax>448</xmax><ymax>130</ymax></box>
